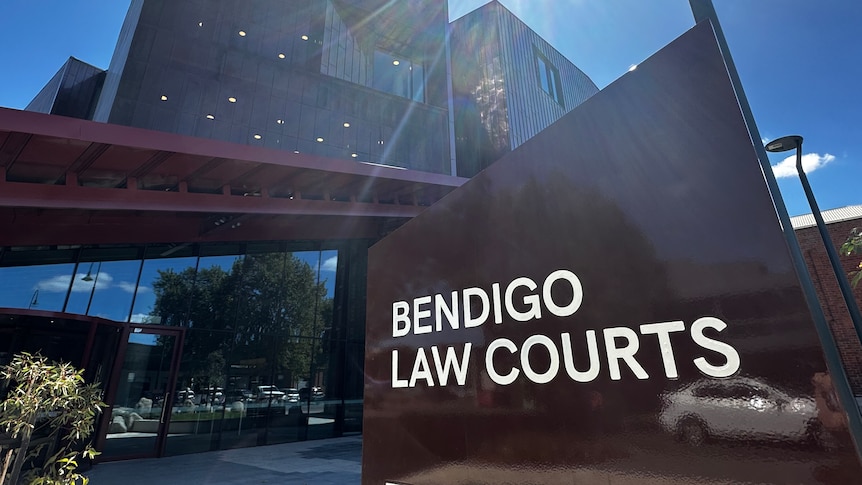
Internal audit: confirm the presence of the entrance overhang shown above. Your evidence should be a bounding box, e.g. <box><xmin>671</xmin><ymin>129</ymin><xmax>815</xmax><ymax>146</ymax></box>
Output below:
<box><xmin>0</xmin><ymin>108</ymin><xmax>467</xmax><ymax>246</ymax></box>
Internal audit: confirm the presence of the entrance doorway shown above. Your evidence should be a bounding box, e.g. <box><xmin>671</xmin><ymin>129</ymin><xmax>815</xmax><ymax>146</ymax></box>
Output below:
<box><xmin>98</xmin><ymin>325</ymin><xmax>184</xmax><ymax>460</ymax></box>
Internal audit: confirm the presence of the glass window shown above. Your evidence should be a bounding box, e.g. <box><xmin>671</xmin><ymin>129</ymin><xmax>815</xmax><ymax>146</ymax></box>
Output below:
<box><xmin>0</xmin><ymin>263</ymin><xmax>76</xmax><ymax>312</ymax></box>
<box><xmin>535</xmin><ymin>49</ymin><xmax>563</xmax><ymax>106</ymax></box>
<box><xmin>84</xmin><ymin>259</ymin><xmax>143</xmax><ymax>321</ymax></box>
<box><xmin>265</xmin><ymin>336</ymin><xmax>309</xmax><ymax>445</ymax></box>
<box><xmin>132</xmin><ymin>256</ymin><xmax>200</xmax><ymax>325</ymax></box>
<box><xmin>188</xmin><ymin>254</ymin><xmax>245</xmax><ymax>331</ymax></box>
<box><xmin>372</xmin><ymin>50</ymin><xmax>424</xmax><ymax>103</ymax></box>
<box><xmin>165</xmin><ymin>329</ymin><xmax>233</xmax><ymax>456</ymax></box>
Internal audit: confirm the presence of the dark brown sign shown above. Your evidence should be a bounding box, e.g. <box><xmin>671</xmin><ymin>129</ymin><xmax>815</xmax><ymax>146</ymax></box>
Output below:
<box><xmin>364</xmin><ymin>22</ymin><xmax>862</xmax><ymax>484</ymax></box>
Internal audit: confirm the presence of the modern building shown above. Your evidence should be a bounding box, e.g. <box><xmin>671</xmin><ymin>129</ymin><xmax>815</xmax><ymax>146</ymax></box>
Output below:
<box><xmin>92</xmin><ymin>0</ymin><xmax>453</xmax><ymax>175</ymax></box>
<box><xmin>449</xmin><ymin>1</ymin><xmax>599</xmax><ymax>176</ymax></box>
<box><xmin>25</xmin><ymin>57</ymin><xmax>106</xmax><ymax>120</ymax></box>
<box><xmin>0</xmin><ymin>0</ymin><xmax>599</xmax><ymax>463</ymax></box>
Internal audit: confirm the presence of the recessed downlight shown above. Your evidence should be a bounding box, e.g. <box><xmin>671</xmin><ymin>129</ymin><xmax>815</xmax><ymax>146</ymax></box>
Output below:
<box><xmin>276</xmin><ymin>119</ymin><xmax>284</xmax><ymax>124</ymax></box>
<box><xmin>316</xmin><ymin>137</ymin><xmax>324</xmax><ymax>143</ymax></box>
<box><xmin>301</xmin><ymin>35</ymin><xmax>309</xmax><ymax>41</ymax></box>
<box><xmin>278</xmin><ymin>53</ymin><xmax>286</xmax><ymax>59</ymax></box>
<box><xmin>198</xmin><ymin>21</ymin><xmax>203</xmax><ymax>27</ymax></box>
<box><xmin>351</xmin><ymin>153</ymin><xmax>358</xmax><ymax>158</ymax></box>
<box><xmin>343</xmin><ymin>122</ymin><xmax>350</xmax><ymax>128</ymax></box>
<box><xmin>205</xmin><ymin>114</ymin><xmax>215</xmax><ymax>120</ymax></box>
<box><xmin>238</xmin><ymin>30</ymin><xmax>247</xmax><ymax>37</ymax></box>
<box><xmin>228</xmin><ymin>97</ymin><xmax>237</xmax><ymax>103</ymax></box>
<box><xmin>392</xmin><ymin>59</ymin><xmax>400</xmax><ymax>66</ymax></box>
<box><xmin>160</xmin><ymin>95</ymin><xmax>168</xmax><ymax>101</ymax></box>
<box><xmin>253</xmin><ymin>134</ymin><xmax>262</xmax><ymax>140</ymax></box>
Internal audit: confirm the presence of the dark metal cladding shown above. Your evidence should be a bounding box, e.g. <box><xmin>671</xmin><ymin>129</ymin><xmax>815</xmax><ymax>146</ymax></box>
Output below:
<box><xmin>363</xmin><ymin>21</ymin><xmax>862</xmax><ymax>485</ymax></box>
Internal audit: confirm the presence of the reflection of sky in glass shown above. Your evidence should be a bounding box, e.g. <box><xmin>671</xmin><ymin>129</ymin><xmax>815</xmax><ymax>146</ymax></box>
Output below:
<box><xmin>0</xmin><ymin>249</ymin><xmax>338</xmax><ymax>320</ymax></box>
<box><xmin>131</xmin><ymin>256</ymin><xmax>198</xmax><ymax>323</ymax></box>
<box><xmin>294</xmin><ymin>250</ymin><xmax>338</xmax><ymax>297</ymax></box>
<box><xmin>128</xmin><ymin>332</ymin><xmax>159</xmax><ymax>346</ymax></box>
<box><xmin>0</xmin><ymin>264</ymin><xmax>75</xmax><ymax>311</ymax></box>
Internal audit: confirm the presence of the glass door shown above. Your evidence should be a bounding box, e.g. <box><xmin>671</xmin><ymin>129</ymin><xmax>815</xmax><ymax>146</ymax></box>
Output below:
<box><xmin>99</xmin><ymin>325</ymin><xmax>184</xmax><ymax>460</ymax></box>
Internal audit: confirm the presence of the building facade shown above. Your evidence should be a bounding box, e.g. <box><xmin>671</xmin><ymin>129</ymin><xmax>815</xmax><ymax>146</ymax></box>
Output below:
<box><xmin>25</xmin><ymin>57</ymin><xmax>105</xmax><ymax>120</ymax></box>
<box><xmin>792</xmin><ymin>206</ymin><xmax>862</xmax><ymax>397</ymax></box>
<box><xmin>449</xmin><ymin>1</ymin><xmax>599</xmax><ymax>176</ymax></box>
<box><xmin>92</xmin><ymin>0</ymin><xmax>453</xmax><ymax>175</ymax></box>
<box><xmin>2</xmin><ymin>0</ymin><xmax>602</xmax><ymax>462</ymax></box>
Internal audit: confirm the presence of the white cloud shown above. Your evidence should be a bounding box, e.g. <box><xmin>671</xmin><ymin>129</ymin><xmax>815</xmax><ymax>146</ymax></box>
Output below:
<box><xmin>321</xmin><ymin>256</ymin><xmax>338</xmax><ymax>272</ymax></box>
<box><xmin>37</xmin><ymin>272</ymin><xmax>114</xmax><ymax>292</ymax></box>
<box><xmin>35</xmin><ymin>275</ymin><xmax>73</xmax><ymax>292</ymax></box>
<box><xmin>36</xmin><ymin>272</ymin><xmax>151</xmax><ymax>295</ymax></box>
<box><xmin>130</xmin><ymin>313</ymin><xmax>161</xmax><ymax>324</ymax></box>
<box><xmin>771</xmin><ymin>152</ymin><xmax>836</xmax><ymax>178</ymax></box>
<box><xmin>117</xmin><ymin>281</ymin><xmax>149</xmax><ymax>294</ymax></box>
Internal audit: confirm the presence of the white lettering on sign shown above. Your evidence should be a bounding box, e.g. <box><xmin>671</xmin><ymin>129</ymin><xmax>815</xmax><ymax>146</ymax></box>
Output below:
<box><xmin>388</xmin><ymin>270</ymin><xmax>741</xmax><ymax>388</ymax></box>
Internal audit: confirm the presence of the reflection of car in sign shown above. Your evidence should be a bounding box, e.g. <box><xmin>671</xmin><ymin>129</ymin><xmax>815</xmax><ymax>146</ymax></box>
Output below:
<box><xmin>659</xmin><ymin>377</ymin><xmax>828</xmax><ymax>447</ymax></box>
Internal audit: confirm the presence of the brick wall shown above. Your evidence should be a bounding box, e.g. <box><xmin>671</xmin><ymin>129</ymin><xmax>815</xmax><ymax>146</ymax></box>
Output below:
<box><xmin>795</xmin><ymin>218</ymin><xmax>862</xmax><ymax>394</ymax></box>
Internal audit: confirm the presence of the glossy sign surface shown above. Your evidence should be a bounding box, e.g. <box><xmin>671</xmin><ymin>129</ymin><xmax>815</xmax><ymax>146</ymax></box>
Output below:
<box><xmin>364</xmin><ymin>22</ymin><xmax>862</xmax><ymax>484</ymax></box>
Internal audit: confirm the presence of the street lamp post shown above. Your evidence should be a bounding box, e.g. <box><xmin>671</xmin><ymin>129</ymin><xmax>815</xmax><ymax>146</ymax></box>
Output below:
<box><xmin>83</xmin><ymin>261</ymin><xmax>102</xmax><ymax>315</ymax></box>
<box><xmin>765</xmin><ymin>135</ymin><xmax>862</xmax><ymax>346</ymax></box>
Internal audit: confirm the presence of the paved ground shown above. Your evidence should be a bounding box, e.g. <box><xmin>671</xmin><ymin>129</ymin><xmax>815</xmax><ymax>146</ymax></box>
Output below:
<box><xmin>85</xmin><ymin>435</ymin><xmax>362</xmax><ymax>485</ymax></box>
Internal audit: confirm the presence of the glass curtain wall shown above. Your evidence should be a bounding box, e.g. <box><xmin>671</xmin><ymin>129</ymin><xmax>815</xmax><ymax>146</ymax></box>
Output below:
<box><xmin>0</xmin><ymin>241</ymin><xmax>359</xmax><ymax>456</ymax></box>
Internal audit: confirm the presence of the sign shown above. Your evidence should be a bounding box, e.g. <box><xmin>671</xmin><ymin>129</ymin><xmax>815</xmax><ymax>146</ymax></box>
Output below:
<box><xmin>364</xmin><ymin>22</ymin><xmax>861</xmax><ymax>484</ymax></box>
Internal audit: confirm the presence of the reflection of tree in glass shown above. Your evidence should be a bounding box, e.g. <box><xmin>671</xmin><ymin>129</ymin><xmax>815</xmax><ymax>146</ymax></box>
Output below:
<box><xmin>149</xmin><ymin>253</ymin><xmax>332</xmax><ymax>395</ymax></box>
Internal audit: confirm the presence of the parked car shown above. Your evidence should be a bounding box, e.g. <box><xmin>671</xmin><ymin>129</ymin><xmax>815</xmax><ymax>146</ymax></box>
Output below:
<box><xmin>299</xmin><ymin>386</ymin><xmax>324</xmax><ymax>401</ymax></box>
<box><xmin>256</xmin><ymin>385</ymin><xmax>286</xmax><ymax>402</ymax></box>
<box><xmin>200</xmin><ymin>387</ymin><xmax>224</xmax><ymax>405</ymax></box>
<box><xmin>285</xmin><ymin>388</ymin><xmax>300</xmax><ymax>403</ymax></box>
<box><xmin>659</xmin><ymin>377</ymin><xmax>829</xmax><ymax>447</ymax></box>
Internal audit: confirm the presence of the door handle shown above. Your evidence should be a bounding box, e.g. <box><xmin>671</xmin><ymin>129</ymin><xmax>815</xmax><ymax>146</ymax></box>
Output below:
<box><xmin>160</xmin><ymin>393</ymin><xmax>170</xmax><ymax>424</ymax></box>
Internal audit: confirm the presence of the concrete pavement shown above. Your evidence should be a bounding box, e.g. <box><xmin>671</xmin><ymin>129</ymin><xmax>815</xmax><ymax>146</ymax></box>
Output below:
<box><xmin>85</xmin><ymin>435</ymin><xmax>362</xmax><ymax>485</ymax></box>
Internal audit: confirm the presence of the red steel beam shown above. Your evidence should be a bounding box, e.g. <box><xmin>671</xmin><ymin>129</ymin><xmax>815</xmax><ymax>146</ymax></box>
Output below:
<box><xmin>0</xmin><ymin>180</ymin><xmax>426</xmax><ymax>218</ymax></box>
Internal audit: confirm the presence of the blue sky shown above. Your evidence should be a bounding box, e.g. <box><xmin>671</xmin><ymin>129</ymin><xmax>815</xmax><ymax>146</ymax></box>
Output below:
<box><xmin>0</xmin><ymin>0</ymin><xmax>858</xmax><ymax>217</ymax></box>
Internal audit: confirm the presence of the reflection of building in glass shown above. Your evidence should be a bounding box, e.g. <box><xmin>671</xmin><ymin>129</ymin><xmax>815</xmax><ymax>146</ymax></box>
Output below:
<box><xmin>450</xmin><ymin>1</ymin><xmax>599</xmax><ymax>176</ymax></box>
<box><xmin>1</xmin><ymin>0</ymin><xmax>602</xmax><ymax>463</ymax></box>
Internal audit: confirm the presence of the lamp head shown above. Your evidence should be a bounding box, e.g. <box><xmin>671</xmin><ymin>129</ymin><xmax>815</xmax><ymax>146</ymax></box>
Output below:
<box><xmin>765</xmin><ymin>135</ymin><xmax>803</xmax><ymax>153</ymax></box>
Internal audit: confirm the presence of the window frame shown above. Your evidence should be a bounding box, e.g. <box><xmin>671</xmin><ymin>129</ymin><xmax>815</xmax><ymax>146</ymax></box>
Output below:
<box><xmin>533</xmin><ymin>48</ymin><xmax>564</xmax><ymax>107</ymax></box>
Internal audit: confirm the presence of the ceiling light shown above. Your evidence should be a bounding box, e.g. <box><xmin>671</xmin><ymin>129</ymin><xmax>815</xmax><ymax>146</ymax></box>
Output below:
<box><xmin>206</xmin><ymin>114</ymin><xmax>215</xmax><ymax>120</ymax></box>
<box><xmin>316</xmin><ymin>137</ymin><xmax>324</xmax><ymax>143</ymax></box>
<box><xmin>293</xmin><ymin>149</ymin><xmax>300</xmax><ymax>154</ymax></box>
<box><xmin>628</xmin><ymin>64</ymin><xmax>638</xmax><ymax>72</ymax></box>
<box><xmin>198</xmin><ymin>21</ymin><xmax>203</xmax><ymax>27</ymax></box>
<box><xmin>276</xmin><ymin>119</ymin><xmax>284</xmax><ymax>124</ymax></box>
<box><xmin>301</xmin><ymin>35</ymin><xmax>309</xmax><ymax>41</ymax></box>
<box><xmin>228</xmin><ymin>97</ymin><xmax>237</xmax><ymax>103</ymax></box>
<box><xmin>278</xmin><ymin>53</ymin><xmax>286</xmax><ymax>59</ymax></box>
<box><xmin>392</xmin><ymin>60</ymin><xmax>400</xmax><ymax>66</ymax></box>
<box><xmin>160</xmin><ymin>95</ymin><xmax>168</xmax><ymax>101</ymax></box>
<box><xmin>343</xmin><ymin>122</ymin><xmax>350</xmax><ymax>128</ymax></box>
<box><xmin>253</xmin><ymin>134</ymin><xmax>262</xmax><ymax>140</ymax></box>
<box><xmin>238</xmin><ymin>30</ymin><xmax>247</xmax><ymax>37</ymax></box>
<box><xmin>351</xmin><ymin>153</ymin><xmax>358</xmax><ymax>158</ymax></box>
